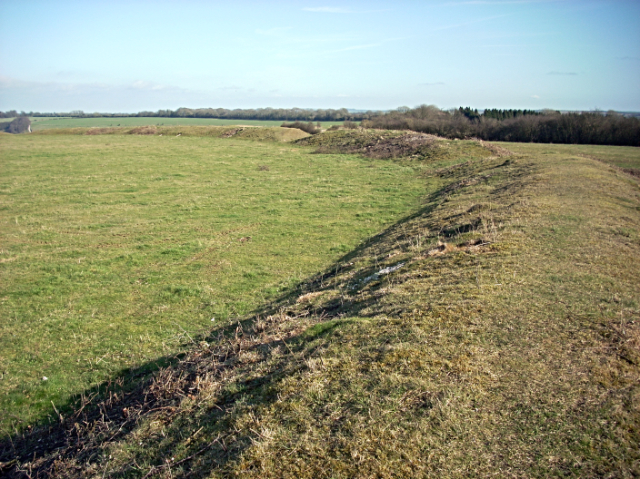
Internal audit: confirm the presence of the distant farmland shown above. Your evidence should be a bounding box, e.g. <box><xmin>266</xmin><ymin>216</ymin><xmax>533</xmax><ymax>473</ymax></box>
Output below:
<box><xmin>29</xmin><ymin>116</ymin><xmax>345</xmax><ymax>131</ymax></box>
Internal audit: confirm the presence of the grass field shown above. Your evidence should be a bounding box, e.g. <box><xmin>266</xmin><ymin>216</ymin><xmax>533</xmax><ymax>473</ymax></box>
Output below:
<box><xmin>28</xmin><ymin>117</ymin><xmax>344</xmax><ymax>131</ymax></box>
<box><xmin>1</xmin><ymin>130</ymin><xmax>639</xmax><ymax>477</ymax></box>
<box><xmin>500</xmin><ymin>142</ymin><xmax>640</xmax><ymax>173</ymax></box>
<box><xmin>0</xmin><ymin>132</ymin><xmax>428</xmax><ymax>432</ymax></box>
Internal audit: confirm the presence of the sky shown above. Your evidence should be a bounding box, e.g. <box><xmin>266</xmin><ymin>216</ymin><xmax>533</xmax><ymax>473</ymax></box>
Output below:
<box><xmin>0</xmin><ymin>0</ymin><xmax>639</xmax><ymax>112</ymax></box>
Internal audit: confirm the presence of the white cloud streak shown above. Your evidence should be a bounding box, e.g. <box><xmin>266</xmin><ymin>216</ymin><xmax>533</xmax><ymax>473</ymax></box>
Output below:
<box><xmin>429</xmin><ymin>14</ymin><xmax>512</xmax><ymax>32</ymax></box>
<box><xmin>302</xmin><ymin>7</ymin><xmax>391</xmax><ymax>13</ymax></box>
<box><xmin>303</xmin><ymin>7</ymin><xmax>353</xmax><ymax>13</ymax></box>
<box><xmin>330</xmin><ymin>43</ymin><xmax>381</xmax><ymax>53</ymax></box>
<box><xmin>255</xmin><ymin>27</ymin><xmax>294</xmax><ymax>36</ymax></box>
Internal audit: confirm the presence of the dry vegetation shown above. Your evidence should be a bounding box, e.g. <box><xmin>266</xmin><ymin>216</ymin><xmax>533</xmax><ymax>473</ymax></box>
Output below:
<box><xmin>1</xmin><ymin>130</ymin><xmax>639</xmax><ymax>478</ymax></box>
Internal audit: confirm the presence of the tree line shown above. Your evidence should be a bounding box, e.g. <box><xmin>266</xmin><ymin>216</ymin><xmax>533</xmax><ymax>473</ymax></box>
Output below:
<box><xmin>2</xmin><ymin>106</ymin><xmax>638</xmax><ymax>145</ymax></box>
<box><xmin>362</xmin><ymin>106</ymin><xmax>640</xmax><ymax>146</ymax></box>
<box><xmin>0</xmin><ymin>108</ymin><xmax>378</xmax><ymax>122</ymax></box>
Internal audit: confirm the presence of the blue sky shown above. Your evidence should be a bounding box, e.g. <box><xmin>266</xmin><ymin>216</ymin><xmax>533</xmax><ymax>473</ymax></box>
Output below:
<box><xmin>1</xmin><ymin>0</ymin><xmax>638</xmax><ymax>112</ymax></box>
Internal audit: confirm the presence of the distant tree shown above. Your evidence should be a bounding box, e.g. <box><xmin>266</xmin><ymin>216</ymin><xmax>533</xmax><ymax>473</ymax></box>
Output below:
<box><xmin>364</xmin><ymin>106</ymin><xmax>639</xmax><ymax>146</ymax></box>
<box><xmin>458</xmin><ymin>107</ymin><xmax>480</xmax><ymax>121</ymax></box>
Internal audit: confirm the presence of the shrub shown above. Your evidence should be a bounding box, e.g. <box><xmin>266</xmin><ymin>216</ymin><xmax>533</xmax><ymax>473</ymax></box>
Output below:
<box><xmin>281</xmin><ymin>121</ymin><xmax>320</xmax><ymax>135</ymax></box>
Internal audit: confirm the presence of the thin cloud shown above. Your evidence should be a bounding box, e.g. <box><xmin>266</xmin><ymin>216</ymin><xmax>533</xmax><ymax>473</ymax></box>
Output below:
<box><xmin>130</xmin><ymin>80</ymin><xmax>166</xmax><ymax>91</ymax></box>
<box><xmin>331</xmin><ymin>43</ymin><xmax>381</xmax><ymax>53</ymax></box>
<box><xmin>531</xmin><ymin>95</ymin><xmax>540</xmax><ymax>99</ymax></box>
<box><xmin>0</xmin><ymin>75</ymin><xmax>112</xmax><ymax>93</ymax></box>
<box><xmin>420</xmin><ymin>82</ymin><xmax>445</xmax><ymax>86</ymax></box>
<box><xmin>255</xmin><ymin>27</ymin><xmax>293</xmax><ymax>36</ymax></box>
<box><xmin>430</xmin><ymin>14</ymin><xmax>512</xmax><ymax>32</ymax></box>
<box><xmin>55</xmin><ymin>70</ymin><xmax>84</xmax><ymax>78</ymax></box>
<box><xmin>319</xmin><ymin>36</ymin><xmax>404</xmax><ymax>57</ymax></box>
<box><xmin>0</xmin><ymin>76</ymin><xmax>189</xmax><ymax>96</ymax></box>
<box><xmin>303</xmin><ymin>7</ymin><xmax>353</xmax><ymax>13</ymax></box>
<box><xmin>480</xmin><ymin>31</ymin><xmax>556</xmax><ymax>39</ymax></box>
<box><xmin>480</xmin><ymin>43</ymin><xmax>538</xmax><ymax>47</ymax></box>
<box><xmin>303</xmin><ymin>6</ymin><xmax>390</xmax><ymax>13</ymax></box>
<box><xmin>547</xmin><ymin>71</ymin><xmax>577</xmax><ymax>76</ymax></box>
<box><xmin>616</xmin><ymin>56</ymin><xmax>640</xmax><ymax>61</ymax></box>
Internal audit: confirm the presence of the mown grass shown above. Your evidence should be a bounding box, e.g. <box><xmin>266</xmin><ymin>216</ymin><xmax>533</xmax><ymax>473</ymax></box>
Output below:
<box><xmin>0</xmin><ymin>132</ymin><xmax>429</xmax><ymax>433</ymax></box>
<box><xmin>28</xmin><ymin>117</ymin><xmax>344</xmax><ymax>131</ymax></box>
<box><xmin>1</xmin><ymin>131</ymin><xmax>639</xmax><ymax>478</ymax></box>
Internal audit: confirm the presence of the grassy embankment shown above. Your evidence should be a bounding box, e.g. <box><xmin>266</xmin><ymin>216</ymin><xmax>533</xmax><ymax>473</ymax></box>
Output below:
<box><xmin>1</xmin><ymin>128</ymin><xmax>639</xmax><ymax>477</ymax></box>
<box><xmin>28</xmin><ymin>117</ymin><xmax>344</xmax><ymax>131</ymax></box>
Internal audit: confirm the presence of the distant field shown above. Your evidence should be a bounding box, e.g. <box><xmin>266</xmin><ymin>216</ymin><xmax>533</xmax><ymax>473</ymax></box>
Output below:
<box><xmin>502</xmin><ymin>142</ymin><xmax>640</xmax><ymax>171</ymax></box>
<box><xmin>29</xmin><ymin>117</ymin><xmax>345</xmax><ymax>130</ymax></box>
<box><xmin>0</xmin><ymin>133</ymin><xmax>425</xmax><ymax>431</ymax></box>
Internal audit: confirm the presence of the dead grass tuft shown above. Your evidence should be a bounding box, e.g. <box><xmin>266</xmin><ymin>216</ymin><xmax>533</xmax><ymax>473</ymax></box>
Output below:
<box><xmin>478</xmin><ymin>140</ymin><xmax>513</xmax><ymax>157</ymax></box>
<box><xmin>296</xmin><ymin>292</ymin><xmax>324</xmax><ymax>303</ymax></box>
<box><xmin>85</xmin><ymin>127</ymin><xmax>119</xmax><ymax>135</ymax></box>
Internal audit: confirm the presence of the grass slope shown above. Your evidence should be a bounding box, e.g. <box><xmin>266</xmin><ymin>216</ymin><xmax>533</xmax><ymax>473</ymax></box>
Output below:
<box><xmin>1</xmin><ymin>132</ymin><xmax>639</xmax><ymax>477</ymax></box>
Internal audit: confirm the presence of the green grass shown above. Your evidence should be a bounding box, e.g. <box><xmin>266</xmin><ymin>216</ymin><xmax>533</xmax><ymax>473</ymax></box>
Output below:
<box><xmin>28</xmin><ymin>117</ymin><xmax>344</xmax><ymax>131</ymax></box>
<box><xmin>0</xmin><ymin>133</ymin><xmax>426</xmax><ymax>432</ymax></box>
